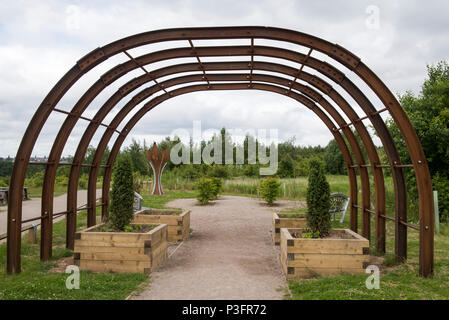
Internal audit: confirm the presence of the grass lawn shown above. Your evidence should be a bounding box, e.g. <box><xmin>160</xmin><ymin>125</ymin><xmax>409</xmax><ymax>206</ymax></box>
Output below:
<box><xmin>0</xmin><ymin>209</ymin><xmax>147</xmax><ymax>299</ymax></box>
<box><xmin>1</xmin><ymin>181</ymin><xmax>446</xmax><ymax>300</ymax></box>
<box><xmin>141</xmin><ymin>189</ymin><xmax>196</xmax><ymax>209</ymax></box>
<box><xmin>0</xmin><ymin>190</ymin><xmax>193</xmax><ymax>300</ymax></box>
<box><xmin>26</xmin><ymin>185</ymin><xmax>78</xmax><ymax>198</ymax></box>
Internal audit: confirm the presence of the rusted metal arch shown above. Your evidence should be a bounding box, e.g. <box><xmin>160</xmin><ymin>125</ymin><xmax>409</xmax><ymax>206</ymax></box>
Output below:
<box><xmin>68</xmin><ymin>42</ymin><xmax>393</xmax><ymax>252</ymax></box>
<box><xmin>46</xmin><ymin>44</ymin><xmax>390</xmax><ymax>260</ymax></box>
<box><xmin>53</xmin><ymin>51</ymin><xmax>377</xmax><ymax>251</ymax></box>
<box><xmin>6</xmin><ymin>27</ymin><xmax>433</xmax><ymax>277</ymax></box>
<box><xmin>76</xmin><ymin>61</ymin><xmax>376</xmax><ymax>240</ymax></box>
<box><xmin>83</xmin><ymin>72</ymin><xmax>362</xmax><ymax>232</ymax></box>
<box><xmin>100</xmin><ymin>83</ymin><xmax>358</xmax><ymax>226</ymax></box>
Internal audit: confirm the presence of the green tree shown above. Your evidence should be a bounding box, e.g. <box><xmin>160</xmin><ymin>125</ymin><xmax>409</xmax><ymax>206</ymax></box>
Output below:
<box><xmin>109</xmin><ymin>156</ymin><xmax>135</xmax><ymax>230</ymax></box>
<box><xmin>278</xmin><ymin>154</ymin><xmax>294</xmax><ymax>178</ymax></box>
<box><xmin>208</xmin><ymin>165</ymin><xmax>229</xmax><ymax>178</ymax></box>
<box><xmin>306</xmin><ymin>159</ymin><xmax>331</xmax><ymax>237</ymax></box>
<box><xmin>324</xmin><ymin>139</ymin><xmax>346</xmax><ymax>175</ymax></box>
<box><xmin>0</xmin><ymin>158</ymin><xmax>13</xmax><ymax>177</ymax></box>
<box><xmin>124</xmin><ymin>139</ymin><xmax>148</xmax><ymax>176</ymax></box>
<box><xmin>82</xmin><ymin>146</ymin><xmax>110</xmax><ymax>177</ymax></box>
<box><xmin>386</xmin><ymin>61</ymin><xmax>449</xmax><ymax>221</ymax></box>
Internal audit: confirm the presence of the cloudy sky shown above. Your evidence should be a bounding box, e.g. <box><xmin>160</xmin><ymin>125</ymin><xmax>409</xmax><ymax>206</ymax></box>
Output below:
<box><xmin>0</xmin><ymin>0</ymin><xmax>447</xmax><ymax>158</ymax></box>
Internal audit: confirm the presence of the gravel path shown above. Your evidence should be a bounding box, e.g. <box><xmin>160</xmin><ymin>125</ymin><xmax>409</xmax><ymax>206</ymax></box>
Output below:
<box><xmin>133</xmin><ymin>195</ymin><xmax>306</xmax><ymax>300</ymax></box>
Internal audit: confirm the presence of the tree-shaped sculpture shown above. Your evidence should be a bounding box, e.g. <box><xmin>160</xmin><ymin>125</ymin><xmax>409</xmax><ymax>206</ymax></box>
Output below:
<box><xmin>146</xmin><ymin>142</ymin><xmax>170</xmax><ymax>195</ymax></box>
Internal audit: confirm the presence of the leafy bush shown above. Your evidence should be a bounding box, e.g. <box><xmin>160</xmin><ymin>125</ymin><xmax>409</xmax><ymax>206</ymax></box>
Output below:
<box><xmin>0</xmin><ymin>176</ymin><xmax>9</xmax><ymax>187</ymax></box>
<box><xmin>278</xmin><ymin>155</ymin><xmax>294</xmax><ymax>178</ymax></box>
<box><xmin>109</xmin><ymin>156</ymin><xmax>135</xmax><ymax>230</ymax></box>
<box><xmin>433</xmin><ymin>173</ymin><xmax>449</xmax><ymax>222</ymax></box>
<box><xmin>259</xmin><ymin>177</ymin><xmax>280</xmax><ymax>205</ymax></box>
<box><xmin>78</xmin><ymin>173</ymin><xmax>89</xmax><ymax>189</ymax></box>
<box><xmin>306</xmin><ymin>159</ymin><xmax>331</xmax><ymax>238</ymax></box>
<box><xmin>195</xmin><ymin>178</ymin><xmax>214</xmax><ymax>205</ymax></box>
<box><xmin>27</xmin><ymin>171</ymin><xmax>44</xmax><ymax>187</ymax></box>
<box><xmin>324</xmin><ymin>139</ymin><xmax>346</xmax><ymax>175</ymax></box>
<box><xmin>210</xmin><ymin>177</ymin><xmax>222</xmax><ymax>199</ymax></box>
<box><xmin>243</xmin><ymin>164</ymin><xmax>260</xmax><ymax>177</ymax></box>
<box><xmin>55</xmin><ymin>175</ymin><xmax>68</xmax><ymax>187</ymax></box>
<box><xmin>181</xmin><ymin>164</ymin><xmax>203</xmax><ymax>180</ymax></box>
<box><xmin>295</xmin><ymin>159</ymin><xmax>310</xmax><ymax>176</ymax></box>
<box><xmin>208</xmin><ymin>165</ymin><xmax>229</xmax><ymax>178</ymax></box>
<box><xmin>132</xmin><ymin>171</ymin><xmax>144</xmax><ymax>194</ymax></box>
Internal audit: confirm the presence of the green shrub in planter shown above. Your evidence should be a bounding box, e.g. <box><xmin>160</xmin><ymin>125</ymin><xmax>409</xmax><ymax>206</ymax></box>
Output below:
<box><xmin>306</xmin><ymin>159</ymin><xmax>331</xmax><ymax>238</ymax></box>
<box><xmin>109</xmin><ymin>156</ymin><xmax>135</xmax><ymax>230</ymax></box>
<box><xmin>259</xmin><ymin>177</ymin><xmax>281</xmax><ymax>205</ymax></box>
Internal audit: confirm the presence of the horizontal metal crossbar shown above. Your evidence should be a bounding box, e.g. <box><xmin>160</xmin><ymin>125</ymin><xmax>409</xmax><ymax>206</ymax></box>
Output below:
<box><xmin>353</xmin><ymin>205</ymin><xmax>419</xmax><ymax>230</ymax></box>
<box><xmin>349</xmin><ymin>163</ymin><xmax>414</xmax><ymax>168</ymax></box>
<box><xmin>28</xmin><ymin>161</ymin><xmax>109</xmax><ymax>168</ymax></box>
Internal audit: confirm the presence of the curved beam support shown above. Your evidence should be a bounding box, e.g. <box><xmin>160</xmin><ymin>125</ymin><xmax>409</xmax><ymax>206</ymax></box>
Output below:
<box><xmin>100</xmin><ymin>83</ymin><xmax>358</xmax><ymax>235</ymax></box>
<box><xmin>6</xmin><ymin>27</ymin><xmax>432</xmax><ymax>277</ymax></box>
<box><xmin>83</xmin><ymin>71</ymin><xmax>371</xmax><ymax>236</ymax></box>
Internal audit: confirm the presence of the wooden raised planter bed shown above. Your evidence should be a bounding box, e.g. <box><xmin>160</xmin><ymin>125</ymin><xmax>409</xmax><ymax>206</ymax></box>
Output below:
<box><xmin>133</xmin><ymin>208</ymin><xmax>190</xmax><ymax>242</ymax></box>
<box><xmin>74</xmin><ymin>223</ymin><xmax>168</xmax><ymax>274</ymax></box>
<box><xmin>280</xmin><ymin>228</ymin><xmax>370</xmax><ymax>279</ymax></box>
<box><xmin>272</xmin><ymin>211</ymin><xmax>307</xmax><ymax>245</ymax></box>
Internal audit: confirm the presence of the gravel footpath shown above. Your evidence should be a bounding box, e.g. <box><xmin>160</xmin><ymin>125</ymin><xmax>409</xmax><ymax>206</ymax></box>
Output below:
<box><xmin>133</xmin><ymin>195</ymin><xmax>305</xmax><ymax>300</ymax></box>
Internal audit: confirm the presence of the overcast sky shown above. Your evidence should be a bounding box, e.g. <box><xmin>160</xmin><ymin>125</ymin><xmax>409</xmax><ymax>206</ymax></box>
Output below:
<box><xmin>0</xmin><ymin>0</ymin><xmax>447</xmax><ymax>158</ymax></box>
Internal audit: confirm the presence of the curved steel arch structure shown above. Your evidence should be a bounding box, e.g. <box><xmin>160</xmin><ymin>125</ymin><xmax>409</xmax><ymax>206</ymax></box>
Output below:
<box><xmin>6</xmin><ymin>27</ymin><xmax>434</xmax><ymax>277</ymax></box>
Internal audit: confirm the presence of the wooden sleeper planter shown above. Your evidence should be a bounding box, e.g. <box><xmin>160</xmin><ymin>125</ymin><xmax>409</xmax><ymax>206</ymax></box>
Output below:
<box><xmin>280</xmin><ymin>228</ymin><xmax>370</xmax><ymax>279</ymax></box>
<box><xmin>74</xmin><ymin>223</ymin><xmax>168</xmax><ymax>274</ymax></box>
<box><xmin>272</xmin><ymin>212</ymin><xmax>307</xmax><ymax>245</ymax></box>
<box><xmin>133</xmin><ymin>208</ymin><xmax>190</xmax><ymax>242</ymax></box>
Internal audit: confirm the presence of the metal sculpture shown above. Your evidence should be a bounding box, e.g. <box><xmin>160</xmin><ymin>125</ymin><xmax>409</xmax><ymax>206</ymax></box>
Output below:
<box><xmin>5</xmin><ymin>27</ymin><xmax>433</xmax><ymax>277</ymax></box>
<box><xmin>146</xmin><ymin>143</ymin><xmax>169</xmax><ymax>195</ymax></box>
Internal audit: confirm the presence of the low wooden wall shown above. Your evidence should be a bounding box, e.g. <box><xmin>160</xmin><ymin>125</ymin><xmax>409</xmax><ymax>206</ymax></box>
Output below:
<box><xmin>272</xmin><ymin>212</ymin><xmax>307</xmax><ymax>245</ymax></box>
<box><xmin>133</xmin><ymin>209</ymin><xmax>190</xmax><ymax>242</ymax></box>
<box><xmin>280</xmin><ymin>228</ymin><xmax>370</xmax><ymax>279</ymax></box>
<box><xmin>74</xmin><ymin>223</ymin><xmax>168</xmax><ymax>274</ymax></box>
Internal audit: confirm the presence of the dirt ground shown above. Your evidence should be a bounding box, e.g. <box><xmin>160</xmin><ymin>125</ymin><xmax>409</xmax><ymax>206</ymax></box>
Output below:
<box><xmin>131</xmin><ymin>195</ymin><xmax>306</xmax><ymax>300</ymax></box>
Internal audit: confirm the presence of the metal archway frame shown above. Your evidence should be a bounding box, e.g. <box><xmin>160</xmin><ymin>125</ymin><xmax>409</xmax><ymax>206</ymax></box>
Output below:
<box><xmin>6</xmin><ymin>27</ymin><xmax>433</xmax><ymax>277</ymax></box>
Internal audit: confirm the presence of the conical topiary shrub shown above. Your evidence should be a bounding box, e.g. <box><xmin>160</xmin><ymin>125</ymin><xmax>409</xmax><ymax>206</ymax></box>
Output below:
<box><xmin>109</xmin><ymin>156</ymin><xmax>135</xmax><ymax>230</ymax></box>
<box><xmin>306</xmin><ymin>159</ymin><xmax>331</xmax><ymax>238</ymax></box>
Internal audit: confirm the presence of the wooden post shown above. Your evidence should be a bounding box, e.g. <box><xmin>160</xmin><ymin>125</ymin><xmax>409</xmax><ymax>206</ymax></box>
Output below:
<box><xmin>28</xmin><ymin>224</ymin><xmax>37</xmax><ymax>244</ymax></box>
<box><xmin>434</xmin><ymin>190</ymin><xmax>440</xmax><ymax>235</ymax></box>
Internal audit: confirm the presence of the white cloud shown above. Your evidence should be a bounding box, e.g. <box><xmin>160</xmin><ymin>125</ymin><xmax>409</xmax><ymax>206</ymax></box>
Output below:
<box><xmin>0</xmin><ymin>0</ymin><xmax>447</xmax><ymax>157</ymax></box>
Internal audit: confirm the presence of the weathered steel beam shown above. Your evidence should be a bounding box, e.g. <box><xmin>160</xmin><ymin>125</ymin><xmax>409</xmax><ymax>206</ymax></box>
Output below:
<box><xmin>6</xmin><ymin>27</ymin><xmax>432</xmax><ymax>277</ymax></box>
